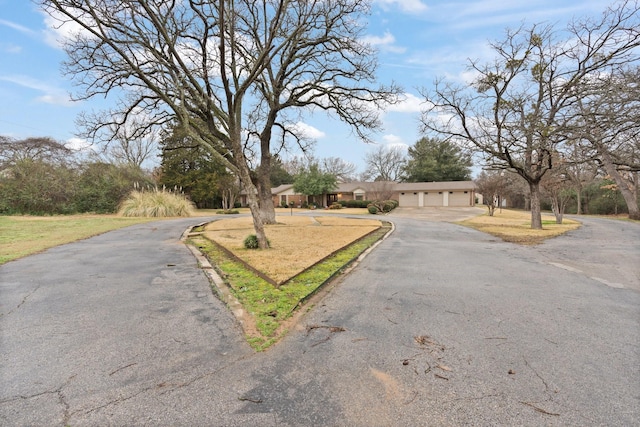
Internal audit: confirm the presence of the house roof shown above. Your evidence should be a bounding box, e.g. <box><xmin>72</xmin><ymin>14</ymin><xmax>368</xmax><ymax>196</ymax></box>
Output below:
<box><xmin>395</xmin><ymin>181</ymin><xmax>476</xmax><ymax>191</ymax></box>
<box><xmin>271</xmin><ymin>184</ymin><xmax>294</xmax><ymax>194</ymax></box>
<box><xmin>270</xmin><ymin>180</ymin><xmax>476</xmax><ymax>195</ymax></box>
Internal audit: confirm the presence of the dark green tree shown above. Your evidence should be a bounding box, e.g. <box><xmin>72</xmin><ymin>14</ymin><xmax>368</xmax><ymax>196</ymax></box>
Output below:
<box><xmin>293</xmin><ymin>165</ymin><xmax>338</xmax><ymax>205</ymax></box>
<box><xmin>0</xmin><ymin>158</ymin><xmax>76</xmax><ymax>215</ymax></box>
<box><xmin>0</xmin><ymin>136</ymin><xmax>77</xmax><ymax>214</ymax></box>
<box><xmin>270</xmin><ymin>156</ymin><xmax>295</xmax><ymax>187</ymax></box>
<box><xmin>74</xmin><ymin>162</ymin><xmax>152</xmax><ymax>213</ymax></box>
<box><xmin>402</xmin><ymin>137</ymin><xmax>472</xmax><ymax>182</ymax></box>
<box><xmin>158</xmin><ymin>130</ymin><xmax>230</xmax><ymax>209</ymax></box>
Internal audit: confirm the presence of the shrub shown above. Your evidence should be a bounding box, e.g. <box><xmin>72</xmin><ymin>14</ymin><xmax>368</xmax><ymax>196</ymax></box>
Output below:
<box><xmin>243</xmin><ymin>234</ymin><xmax>260</xmax><ymax>249</ymax></box>
<box><xmin>0</xmin><ymin>159</ymin><xmax>77</xmax><ymax>215</ymax></box>
<box><xmin>329</xmin><ymin>202</ymin><xmax>342</xmax><ymax>209</ymax></box>
<box><xmin>382</xmin><ymin>200</ymin><xmax>395</xmax><ymax>212</ymax></box>
<box><xmin>368</xmin><ymin>205</ymin><xmax>378</xmax><ymax>214</ymax></box>
<box><xmin>74</xmin><ymin>162</ymin><xmax>153</xmax><ymax>214</ymax></box>
<box><xmin>118</xmin><ymin>188</ymin><xmax>195</xmax><ymax>217</ymax></box>
<box><xmin>343</xmin><ymin>199</ymin><xmax>371</xmax><ymax>208</ymax></box>
<box><xmin>243</xmin><ymin>234</ymin><xmax>270</xmax><ymax>249</ymax></box>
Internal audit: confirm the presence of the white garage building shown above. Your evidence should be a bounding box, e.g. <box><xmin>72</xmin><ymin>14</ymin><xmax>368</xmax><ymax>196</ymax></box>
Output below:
<box><xmin>395</xmin><ymin>181</ymin><xmax>476</xmax><ymax>207</ymax></box>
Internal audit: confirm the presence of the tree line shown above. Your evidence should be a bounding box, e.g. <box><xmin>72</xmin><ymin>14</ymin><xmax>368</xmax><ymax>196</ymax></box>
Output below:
<box><xmin>0</xmin><ymin>136</ymin><xmax>153</xmax><ymax>215</ymax></box>
<box><xmin>3</xmin><ymin>130</ymin><xmax>631</xmax><ymax>219</ymax></box>
<box><xmin>0</xmin><ymin>131</ymin><xmax>470</xmax><ymax>215</ymax></box>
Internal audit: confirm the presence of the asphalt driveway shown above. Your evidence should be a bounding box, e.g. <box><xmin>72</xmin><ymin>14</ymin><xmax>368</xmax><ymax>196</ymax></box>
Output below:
<box><xmin>1</xmin><ymin>212</ymin><xmax>638</xmax><ymax>425</ymax></box>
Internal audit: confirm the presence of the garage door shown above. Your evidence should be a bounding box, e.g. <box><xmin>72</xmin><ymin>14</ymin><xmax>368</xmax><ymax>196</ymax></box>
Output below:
<box><xmin>449</xmin><ymin>191</ymin><xmax>470</xmax><ymax>207</ymax></box>
<box><xmin>424</xmin><ymin>192</ymin><xmax>443</xmax><ymax>206</ymax></box>
<box><xmin>399</xmin><ymin>192</ymin><xmax>419</xmax><ymax>207</ymax></box>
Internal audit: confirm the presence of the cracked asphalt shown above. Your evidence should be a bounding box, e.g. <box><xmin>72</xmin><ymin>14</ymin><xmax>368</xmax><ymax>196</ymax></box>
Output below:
<box><xmin>1</xmin><ymin>211</ymin><xmax>638</xmax><ymax>426</ymax></box>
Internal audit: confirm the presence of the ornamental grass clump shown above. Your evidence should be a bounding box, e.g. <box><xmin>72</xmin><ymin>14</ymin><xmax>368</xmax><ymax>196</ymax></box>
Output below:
<box><xmin>118</xmin><ymin>187</ymin><xmax>195</xmax><ymax>217</ymax></box>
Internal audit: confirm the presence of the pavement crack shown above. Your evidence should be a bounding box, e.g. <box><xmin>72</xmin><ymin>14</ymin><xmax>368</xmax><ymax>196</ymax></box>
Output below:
<box><xmin>523</xmin><ymin>357</ymin><xmax>554</xmax><ymax>394</ymax></box>
<box><xmin>82</xmin><ymin>388</ymin><xmax>150</xmax><ymax>416</ymax></box>
<box><xmin>0</xmin><ymin>374</ymin><xmax>76</xmax><ymax>424</ymax></box>
<box><xmin>109</xmin><ymin>362</ymin><xmax>138</xmax><ymax>376</ymax></box>
<box><xmin>1</xmin><ymin>284</ymin><xmax>41</xmax><ymax>317</ymax></box>
<box><xmin>59</xmin><ymin>388</ymin><xmax>71</xmax><ymax>426</ymax></box>
<box><xmin>82</xmin><ymin>354</ymin><xmax>254</xmax><ymax>416</ymax></box>
<box><xmin>0</xmin><ymin>388</ymin><xmax>58</xmax><ymax>404</ymax></box>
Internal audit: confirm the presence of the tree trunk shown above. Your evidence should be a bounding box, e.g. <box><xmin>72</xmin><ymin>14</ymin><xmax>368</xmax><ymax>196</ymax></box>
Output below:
<box><xmin>550</xmin><ymin>195</ymin><xmax>564</xmax><ymax>224</ymax></box>
<box><xmin>599</xmin><ymin>148</ymin><xmax>640</xmax><ymax>220</ymax></box>
<box><xmin>529</xmin><ymin>181</ymin><xmax>543</xmax><ymax>229</ymax></box>
<box><xmin>246</xmin><ymin>190</ymin><xmax>269</xmax><ymax>249</ymax></box>
<box><xmin>256</xmin><ymin>123</ymin><xmax>277</xmax><ymax>225</ymax></box>
<box><xmin>575</xmin><ymin>189</ymin><xmax>582</xmax><ymax>215</ymax></box>
<box><xmin>257</xmin><ymin>183</ymin><xmax>276</xmax><ymax>224</ymax></box>
<box><xmin>237</xmin><ymin>161</ymin><xmax>270</xmax><ymax>249</ymax></box>
<box><xmin>255</xmin><ymin>156</ymin><xmax>276</xmax><ymax>225</ymax></box>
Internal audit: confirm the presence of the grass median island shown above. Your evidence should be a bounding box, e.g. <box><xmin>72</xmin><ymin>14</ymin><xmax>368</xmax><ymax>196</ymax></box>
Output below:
<box><xmin>190</xmin><ymin>215</ymin><xmax>391</xmax><ymax>351</ymax></box>
<box><xmin>458</xmin><ymin>208</ymin><xmax>581</xmax><ymax>245</ymax></box>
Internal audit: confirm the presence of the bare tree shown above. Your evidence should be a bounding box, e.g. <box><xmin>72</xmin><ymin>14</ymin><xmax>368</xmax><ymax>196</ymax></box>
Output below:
<box><xmin>540</xmin><ymin>154</ymin><xmax>574</xmax><ymax>223</ymax></box>
<box><xmin>0</xmin><ymin>136</ymin><xmax>75</xmax><ymax>171</ymax></box>
<box><xmin>42</xmin><ymin>0</ymin><xmax>400</xmax><ymax>248</ymax></box>
<box><xmin>571</xmin><ymin>67</ymin><xmax>640</xmax><ymax>220</ymax></box>
<box><xmin>108</xmin><ymin>126</ymin><xmax>159</xmax><ymax>168</ymax></box>
<box><xmin>421</xmin><ymin>1</ymin><xmax>639</xmax><ymax>228</ymax></box>
<box><xmin>475</xmin><ymin>170</ymin><xmax>507</xmax><ymax>216</ymax></box>
<box><xmin>362</xmin><ymin>145</ymin><xmax>405</xmax><ymax>181</ymax></box>
<box><xmin>281</xmin><ymin>155</ymin><xmax>313</xmax><ymax>176</ymax></box>
<box><xmin>218</xmin><ymin>174</ymin><xmax>240</xmax><ymax>211</ymax></box>
<box><xmin>321</xmin><ymin>157</ymin><xmax>357</xmax><ymax>182</ymax></box>
<box><xmin>365</xmin><ymin>180</ymin><xmax>395</xmax><ymax>202</ymax></box>
<box><xmin>561</xmin><ymin>141</ymin><xmax>599</xmax><ymax>215</ymax></box>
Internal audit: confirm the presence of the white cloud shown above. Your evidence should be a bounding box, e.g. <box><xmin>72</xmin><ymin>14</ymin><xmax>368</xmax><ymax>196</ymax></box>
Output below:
<box><xmin>292</xmin><ymin>122</ymin><xmax>326</xmax><ymax>140</ymax></box>
<box><xmin>361</xmin><ymin>31</ymin><xmax>406</xmax><ymax>54</ymax></box>
<box><xmin>376</xmin><ymin>0</ymin><xmax>428</xmax><ymax>13</ymax></box>
<box><xmin>0</xmin><ymin>43</ymin><xmax>22</xmax><ymax>54</ymax></box>
<box><xmin>40</xmin><ymin>9</ymin><xmax>91</xmax><ymax>49</ymax></box>
<box><xmin>386</xmin><ymin>92</ymin><xmax>423</xmax><ymax>113</ymax></box>
<box><xmin>0</xmin><ymin>18</ymin><xmax>37</xmax><ymax>36</ymax></box>
<box><xmin>0</xmin><ymin>75</ymin><xmax>75</xmax><ymax>106</ymax></box>
<box><xmin>35</xmin><ymin>94</ymin><xmax>73</xmax><ymax>105</ymax></box>
<box><xmin>65</xmin><ymin>137</ymin><xmax>92</xmax><ymax>152</ymax></box>
<box><xmin>382</xmin><ymin>134</ymin><xmax>408</xmax><ymax>148</ymax></box>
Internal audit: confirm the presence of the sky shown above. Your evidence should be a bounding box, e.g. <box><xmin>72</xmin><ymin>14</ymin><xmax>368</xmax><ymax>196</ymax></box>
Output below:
<box><xmin>0</xmin><ymin>0</ymin><xmax>614</xmax><ymax>175</ymax></box>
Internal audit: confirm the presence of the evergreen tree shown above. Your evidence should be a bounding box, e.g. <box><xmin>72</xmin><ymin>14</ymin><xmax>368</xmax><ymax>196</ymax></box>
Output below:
<box><xmin>158</xmin><ymin>128</ymin><xmax>230</xmax><ymax>209</ymax></box>
<box><xmin>402</xmin><ymin>137</ymin><xmax>472</xmax><ymax>182</ymax></box>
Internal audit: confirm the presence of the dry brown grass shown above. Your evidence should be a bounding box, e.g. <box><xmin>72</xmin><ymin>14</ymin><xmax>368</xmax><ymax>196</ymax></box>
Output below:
<box><xmin>203</xmin><ymin>215</ymin><xmax>381</xmax><ymax>284</ymax></box>
<box><xmin>459</xmin><ymin>209</ymin><xmax>581</xmax><ymax>245</ymax></box>
<box><xmin>0</xmin><ymin>215</ymin><xmax>156</xmax><ymax>264</ymax></box>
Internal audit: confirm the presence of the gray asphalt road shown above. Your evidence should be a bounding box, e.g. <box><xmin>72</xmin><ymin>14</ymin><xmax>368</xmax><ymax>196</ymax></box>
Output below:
<box><xmin>1</xmin><ymin>212</ymin><xmax>638</xmax><ymax>426</ymax></box>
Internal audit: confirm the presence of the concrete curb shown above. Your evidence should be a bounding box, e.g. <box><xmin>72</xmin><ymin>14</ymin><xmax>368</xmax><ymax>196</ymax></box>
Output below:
<box><xmin>181</xmin><ymin>224</ymin><xmax>247</xmax><ymax>329</ymax></box>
